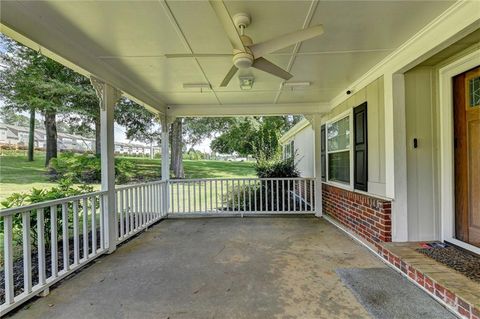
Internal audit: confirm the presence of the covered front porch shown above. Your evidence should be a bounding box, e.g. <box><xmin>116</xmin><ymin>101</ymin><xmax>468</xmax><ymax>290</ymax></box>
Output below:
<box><xmin>1</xmin><ymin>0</ymin><xmax>480</xmax><ymax>318</ymax></box>
<box><xmin>5</xmin><ymin>217</ymin><xmax>455</xmax><ymax>319</ymax></box>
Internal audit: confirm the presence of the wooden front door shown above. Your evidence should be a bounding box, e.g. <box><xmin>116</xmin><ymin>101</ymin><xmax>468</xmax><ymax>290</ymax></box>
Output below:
<box><xmin>454</xmin><ymin>66</ymin><xmax>480</xmax><ymax>247</ymax></box>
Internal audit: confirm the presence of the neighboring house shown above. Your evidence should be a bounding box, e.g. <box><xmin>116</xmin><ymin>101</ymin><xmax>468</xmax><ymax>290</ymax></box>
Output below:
<box><xmin>279</xmin><ymin>119</ymin><xmax>314</xmax><ymax>178</ymax></box>
<box><xmin>0</xmin><ymin>123</ymin><xmax>159</xmax><ymax>156</ymax></box>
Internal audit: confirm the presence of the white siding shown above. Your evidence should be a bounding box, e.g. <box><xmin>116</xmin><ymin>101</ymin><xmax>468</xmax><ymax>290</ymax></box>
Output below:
<box><xmin>292</xmin><ymin>126</ymin><xmax>314</xmax><ymax>178</ymax></box>
<box><xmin>405</xmin><ymin>67</ymin><xmax>438</xmax><ymax>241</ymax></box>
<box><xmin>322</xmin><ymin>76</ymin><xmax>387</xmax><ymax>197</ymax></box>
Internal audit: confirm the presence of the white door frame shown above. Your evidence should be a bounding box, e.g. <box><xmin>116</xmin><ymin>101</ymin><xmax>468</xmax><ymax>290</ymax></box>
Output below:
<box><xmin>439</xmin><ymin>49</ymin><xmax>480</xmax><ymax>255</ymax></box>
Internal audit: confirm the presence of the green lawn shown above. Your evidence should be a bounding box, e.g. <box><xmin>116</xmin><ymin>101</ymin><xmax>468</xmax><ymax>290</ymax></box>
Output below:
<box><xmin>0</xmin><ymin>152</ymin><xmax>256</xmax><ymax>202</ymax></box>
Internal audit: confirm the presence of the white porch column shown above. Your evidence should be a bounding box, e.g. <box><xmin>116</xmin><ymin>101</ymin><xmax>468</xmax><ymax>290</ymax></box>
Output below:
<box><xmin>160</xmin><ymin>116</ymin><xmax>171</xmax><ymax>181</ymax></box>
<box><xmin>384</xmin><ymin>73</ymin><xmax>408</xmax><ymax>241</ymax></box>
<box><xmin>91</xmin><ymin>77</ymin><xmax>122</xmax><ymax>254</ymax></box>
<box><xmin>306</xmin><ymin>114</ymin><xmax>323</xmax><ymax>217</ymax></box>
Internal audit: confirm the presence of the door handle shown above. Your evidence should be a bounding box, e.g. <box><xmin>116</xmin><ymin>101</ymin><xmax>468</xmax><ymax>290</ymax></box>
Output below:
<box><xmin>413</xmin><ymin>138</ymin><xmax>418</xmax><ymax>149</ymax></box>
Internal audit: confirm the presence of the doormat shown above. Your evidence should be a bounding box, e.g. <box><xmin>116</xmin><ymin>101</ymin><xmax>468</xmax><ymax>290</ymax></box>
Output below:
<box><xmin>336</xmin><ymin>268</ymin><xmax>456</xmax><ymax>319</ymax></box>
<box><xmin>417</xmin><ymin>245</ymin><xmax>480</xmax><ymax>283</ymax></box>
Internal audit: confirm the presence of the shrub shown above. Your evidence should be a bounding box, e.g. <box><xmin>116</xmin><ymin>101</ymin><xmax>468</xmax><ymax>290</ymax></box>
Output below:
<box><xmin>0</xmin><ymin>178</ymin><xmax>94</xmax><ymax>250</ymax></box>
<box><xmin>224</xmin><ymin>157</ymin><xmax>300</xmax><ymax>212</ymax></box>
<box><xmin>255</xmin><ymin>156</ymin><xmax>299</xmax><ymax>179</ymax></box>
<box><xmin>49</xmin><ymin>152</ymin><xmax>137</xmax><ymax>184</ymax></box>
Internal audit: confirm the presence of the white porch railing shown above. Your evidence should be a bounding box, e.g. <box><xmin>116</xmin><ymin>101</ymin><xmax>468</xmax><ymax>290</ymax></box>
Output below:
<box><xmin>168</xmin><ymin>178</ymin><xmax>315</xmax><ymax>215</ymax></box>
<box><xmin>1</xmin><ymin>177</ymin><xmax>314</xmax><ymax>315</ymax></box>
<box><xmin>0</xmin><ymin>180</ymin><xmax>167</xmax><ymax>315</ymax></box>
<box><xmin>115</xmin><ymin>181</ymin><xmax>167</xmax><ymax>244</ymax></box>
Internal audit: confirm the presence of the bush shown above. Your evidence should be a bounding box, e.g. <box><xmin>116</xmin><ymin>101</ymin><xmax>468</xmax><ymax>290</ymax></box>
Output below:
<box><xmin>0</xmin><ymin>178</ymin><xmax>94</xmax><ymax>249</ymax></box>
<box><xmin>224</xmin><ymin>157</ymin><xmax>300</xmax><ymax>212</ymax></box>
<box><xmin>49</xmin><ymin>152</ymin><xmax>137</xmax><ymax>184</ymax></box>
<box><xmin>255</xmin><ymin>157</ymin><xmax>299</xmax><ymax>179</ymax></box>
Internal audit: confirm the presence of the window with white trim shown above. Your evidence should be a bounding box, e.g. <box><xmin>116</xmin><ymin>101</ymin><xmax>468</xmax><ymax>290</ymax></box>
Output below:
<box><xmin>327</xmin><ymin>115</ymin><xmax>350</xmax><ymax>184</ymax></box>
<box><xmin>283</xmin><ymin>140</ymin><xmax>294</xmax><ymax>160</ymax></box>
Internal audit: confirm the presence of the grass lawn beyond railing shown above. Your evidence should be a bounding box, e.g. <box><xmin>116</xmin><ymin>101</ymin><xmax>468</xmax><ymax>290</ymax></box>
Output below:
<box><xmin>0</xmin><ymin>151</ymin><xmax>256</xmax><ymax>202</ymax></box>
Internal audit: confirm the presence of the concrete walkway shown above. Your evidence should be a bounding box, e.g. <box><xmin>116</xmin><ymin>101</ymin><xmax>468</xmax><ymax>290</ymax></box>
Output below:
<box><xmin>7</xmin><ymin>218</ymin><xmax>418</xmax><ymax>318</ymax></box>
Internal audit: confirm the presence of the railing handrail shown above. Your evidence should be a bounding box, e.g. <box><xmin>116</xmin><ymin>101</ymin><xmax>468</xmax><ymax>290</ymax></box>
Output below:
<box><xmin>0</xmin><ymin>190</ymin><xmax>107</xmax><ymax>217</ymax></box>
<box><xmin>168</xmin><ymin>177</ymin><xmax>315</xmax><ymax>183</ymax></box>
<box><xmin>115</xmin><ymin>179</ymin><xmax>166</xmax><ymax>191</ymax></box>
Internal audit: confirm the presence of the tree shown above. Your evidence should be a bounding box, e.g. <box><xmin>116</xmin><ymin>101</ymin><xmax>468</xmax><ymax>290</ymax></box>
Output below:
<box><xmin>0</xmin><ymin>35</ymin><xmax>81</xmax><ymax>165</ymax></box>
<box><xmin>211</xmin><ymin>116</ymin><xmax>300</xmax><ymax>161</ymax></box>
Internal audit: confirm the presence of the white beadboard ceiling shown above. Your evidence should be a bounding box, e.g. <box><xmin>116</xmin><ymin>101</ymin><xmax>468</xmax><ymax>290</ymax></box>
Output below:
<box><xmin>0</xmin><ymin>0</ymin><xmax>455</xmax><ymax>111</ymax></box>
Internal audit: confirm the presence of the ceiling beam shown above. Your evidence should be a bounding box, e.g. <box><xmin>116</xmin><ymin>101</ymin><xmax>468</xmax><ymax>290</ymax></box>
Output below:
<box><xmin>273</xmin><ymin>0</ymin><xmax>319</xmax><ymax>104</ymax></box>
<box><xmin>167</xmin><ymin>103</ymin><xmax>329</xmax><ymax>117</ymax></box>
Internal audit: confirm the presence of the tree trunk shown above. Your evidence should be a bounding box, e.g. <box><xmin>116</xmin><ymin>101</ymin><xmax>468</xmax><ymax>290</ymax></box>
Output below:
<box><xmin>170</xmin><ymin>118</ymin><xmax>184</xmax><ymax>178</ymax></box>
<box><xmin>44</xmin><ymin>110</ymin><xmax>58</xmax><ymax>167</ymax></box>
<box><xmin>95</xmin><ymin>117</ymin><xmax>101</xmax><ymax>155</ymax></box>
<box><xmin>27</xmin><ymin>108</ymin><xmax>35</xmax><ymax>161</ymax></box>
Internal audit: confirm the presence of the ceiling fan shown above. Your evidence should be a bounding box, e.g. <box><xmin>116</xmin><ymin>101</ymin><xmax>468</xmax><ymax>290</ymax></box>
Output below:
<box><xmin>166</xmin><ymin>0</ymin><xmax>324</xmax><ymax>87</ymax></box>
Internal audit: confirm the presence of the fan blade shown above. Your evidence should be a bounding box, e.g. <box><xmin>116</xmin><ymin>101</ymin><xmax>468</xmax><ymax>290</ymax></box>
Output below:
<box><xmin>220</xmin><ymin>65</ymin><xmax>239</xmax><ymax>87</ymax></box>
<box><xmin>249</xmin><ymin>25</ymin><xmax>324</xmax><ymax>58</ymax></box>
<box><xmin>165</xmin><ymin>53</ymin><xmax>232</xmax><ymax>58</ymax></box>
<box><xmin>209</xmin><ymin>0</ymin><xmax>245</xmax><ymax>51</ymax></box>
<box><xmin>252</xmin><ymin>57</ymin><xmax>293</xmax><ymax>80</ymax></box>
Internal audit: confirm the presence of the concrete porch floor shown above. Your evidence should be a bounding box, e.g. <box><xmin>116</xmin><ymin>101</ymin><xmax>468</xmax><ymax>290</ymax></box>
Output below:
<box><xmin>7</xmin><ymin>217</ymin><xmax>443</xmax><ymax>318</ymax></box>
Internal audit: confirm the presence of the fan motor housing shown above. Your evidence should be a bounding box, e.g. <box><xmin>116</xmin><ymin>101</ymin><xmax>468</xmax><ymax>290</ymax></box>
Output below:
<box><xmin>233</xmin><ymin>52</ymin><xmax>253</xmax><ymax>69</ymax></box>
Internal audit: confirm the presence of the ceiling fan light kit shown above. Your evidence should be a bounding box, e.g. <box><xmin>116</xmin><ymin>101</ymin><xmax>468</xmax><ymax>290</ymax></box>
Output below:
<box><xmin>239</xmin><ymin>76</ymin><xmax>255</xmax><ymax>90</ymax></box>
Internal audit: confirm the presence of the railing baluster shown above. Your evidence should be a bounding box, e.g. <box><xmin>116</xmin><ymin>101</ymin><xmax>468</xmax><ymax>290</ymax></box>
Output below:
<box><xmin>82</xmin><ymin>197</ymin><xmax>88</xmax><ymax>259</ymax></box>
<box><xmin>50</xmin><ymin>205</ymin><xmax>58</xmax><ymax>278</ymax></box>
<box><xmin>22</xmin><ymin>211</ymin><xmax>32</xmax><ymax>294</ymax></box>
<box><xmin>204</xmin><ymin>181</ymin><xmax>208</xmax><ymax>212</ymax></box>
<box><xmin>182</xmin><ymin>181</ymin><xmax>186</xmax><ymax>213</ymax></box>
<box><xmin>310</xmin><ymin>179</ymin><xmax>314</xmax><ymax>211</ymax></box>
<box><xmin>242</xmin><ymin>179</ymin><xmax>246</xmax><ymax>212</ymax></box>
<box><xmin>4</xmin><ymin>214</ymin><xmax>14</xmax><ymax>304</ymax></box>
<box><xmin>270</xmin><ymin>179</ymin><xmax>273</xmax><ymax>212</ymax></box>
<box><xmin>260</xmin><ymin>180</ymin><xmax>263</xmax><ymax>211</ymax></box>
<box><xmin>193</xmin><ymin>181</ymin><xmax>196</xmax><ymax>213</ymax></box>
<box><xmin>176</xmin><ymin>182</ymin><xmax>180</xmax><ymax>215</ymax></box>
<box><xmin>220</xmin><ymin>179</ymin><xmax>224</xmax><ymax>212</ymax></box>
<box><xmin>254</xmin><ymin>180</ymin><xmax>257</xmax><ymax>212</ymax></box>
<box><xmin>73</xmin><ymin>201</ymin><xmax>79</xmax><ymax>266</ymax></box>
<box><xmin>276</xmin><ymin>180</ymin><xmax>279</xmax><ymax>212</ymax></box>
<box><xmin>135</xmin><ymin>186</ymin><xmax>139</xmax><ymax>230</ymax></box>
<box><xmin>288</xmin><ymin>180</ymin><xmax>291</xmax><ymax>212</ymax></box>
<box><xmin>215</xmin><ymin>180</ymin><xmax>218</xmax><ymax>213</ymax></box>
<box><xmin>282</xmin><ymin>179</ymin><xmax>285</xmax><ymax>212</ymax></box>
<box><xmin>62</xmin><ymin>202</ymin><xmax>70</xmax><ymax>271</ymax></box>
<box><xmin>91</xmin><ymin>196</ymin><xmax>96</xmax><ymax>255</ymax></box>
<box><xmin>248</xmin><ymin>179</ymin><xmax>252</xmax><ymax>213</ymax></box>
<box><xmin>99</xmin><ymin>195</ymin><xmax>105</xmax><ymax>250</ymax></box>
<box><xmin>120</xmin><ymin>190</ymin><xmax>124</xmax><ymax>238</ymax></box>
<box><xmin>188</xmin><ymin>181</ymin><xmax>191</xmax><ymax>213</ymax></box>
<box><xmin>210</xmin><ymin>180</ymin><xmax>213</xmax><ymax>212</ymax></box>
<box><xmin>37</xmin><ymin>208</ymin><xmax>46</xmax><ymax>286</ymax></box>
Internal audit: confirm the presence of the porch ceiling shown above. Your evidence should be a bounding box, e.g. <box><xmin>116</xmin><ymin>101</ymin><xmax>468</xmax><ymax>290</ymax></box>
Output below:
<box><xmin>0</xmin><ymin>0</ymin><xmax>454</xmax><ymax>115</ymax></box>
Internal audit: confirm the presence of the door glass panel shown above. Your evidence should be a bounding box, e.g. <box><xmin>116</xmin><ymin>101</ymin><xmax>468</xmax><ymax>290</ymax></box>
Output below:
<box><xmin>469</xmin><ymin>76</ymin><xmax>480</xmax><ymax>107</ymax></box>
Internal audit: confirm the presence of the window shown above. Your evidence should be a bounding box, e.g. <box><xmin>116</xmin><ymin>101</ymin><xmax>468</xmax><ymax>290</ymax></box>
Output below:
<box><xmin>327</xmin><ymin>115</ymin><xmax>350</xmax><ymax>184</ymax></box>
<box><xmin>320</xmin><ymin>125</ymin><xmax>326</xmax><ymax>181</ymax></box>
<box><xmin>283</xmin><ymin>140</ymin><xmax>294</xmax><ymax>160</ymax></box>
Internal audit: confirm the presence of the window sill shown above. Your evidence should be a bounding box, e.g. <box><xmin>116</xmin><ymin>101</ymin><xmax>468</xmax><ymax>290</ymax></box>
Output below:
<box><xmin>321</xmin><ymin>181</ymin><xmax>393</xmax><ymax>202</ymax></box>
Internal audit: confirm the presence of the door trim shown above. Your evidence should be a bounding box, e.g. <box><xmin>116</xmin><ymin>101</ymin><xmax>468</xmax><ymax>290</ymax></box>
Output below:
<box><xmin>439</xmin><ymin>49</ymin><xmax>480</xmax><ymax>255</ymax></box>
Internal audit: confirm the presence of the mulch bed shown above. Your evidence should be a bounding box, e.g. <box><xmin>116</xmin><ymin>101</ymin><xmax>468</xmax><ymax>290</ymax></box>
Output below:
<box><xmin>0</xmin><ymin>230</ymin><xmax>102</xmax><ymax>304</ymax></box>
<box><xmin>417</xmin><ymin>245</ymin><xmax>480</xmax><ymax>283</ymax></box>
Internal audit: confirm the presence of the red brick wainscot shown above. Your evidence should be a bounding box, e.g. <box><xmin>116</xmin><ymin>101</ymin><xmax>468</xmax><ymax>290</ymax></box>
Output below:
<box><xmin>376</xmin><ymin>244</ymin><xmax>480</xmax><ymax>319</ymax></box>
<box><xmin>322</xmin><ymin>184</ymin><xmax>392</xmax><ymax>244</ymax></box>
